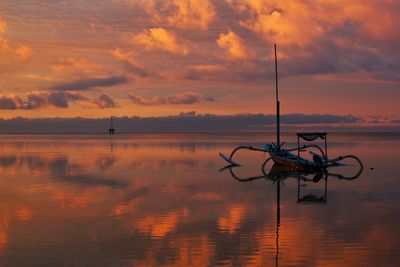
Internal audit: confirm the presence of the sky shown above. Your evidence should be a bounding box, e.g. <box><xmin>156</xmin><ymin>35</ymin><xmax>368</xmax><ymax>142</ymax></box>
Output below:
<box><xmin>0</xmin><ymin>0</ymin><xmax>400</xmax><ymax>130</ymax></box>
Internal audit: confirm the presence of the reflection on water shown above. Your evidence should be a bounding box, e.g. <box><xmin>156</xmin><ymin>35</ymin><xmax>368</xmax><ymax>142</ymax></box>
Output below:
<box><xmin>0</xmin><ymin>133</ymin><xmax>399</xmax><ymax>266</ymax></box>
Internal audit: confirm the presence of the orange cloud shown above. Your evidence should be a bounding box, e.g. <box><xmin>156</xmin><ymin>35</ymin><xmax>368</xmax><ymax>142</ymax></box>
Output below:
<box><xmin>332</xmin><ymin>0</ymin><xmax>400</xmax><ymax>43</ymax></box>
<box><xmin>51</xmin><ymin>57</ymin><xmax>104</xmax><ymax>76</ymax></box>
<box><xmin>15</xmin><ymin>45</ymin><xmax>32</xmax><ymax>63</ymax></box>
<box><xmin>135</xmin><ymin>0</ymin><xmax>215</xmax><ymax>30</ymax></box>
<box><xmin>166</xmin><ymin>0</ymin><xmax>215</xmax><ymax>30</ymax></box>
<box><xmin>132</xmin><ymin>28</ymin><xmax>188</xmax><ymax>55</ymax></box>
<box><xmin>227</xmin><ymin>0</ymin><xmax>400</xmax><ymax>47</ymax></box>
<box><xmin>217</xmin><ymin>30</ymin><xmax>250</xmax><ymax>60</ymax></box>
<box><xmin>227</xmin><ymin>0</ymin><xmax>324</xmax><ymax>46</ymax></box>
<box><xmin>190</xmin><ymin>64</ymin><xmax>226</xmax><ymax>72</ymax></box>
<box><xmin>110</xmin><ymin>48</ymin><xmax>148</xmax><ymax>77</ymax></box>
<box><xmin>0</xmin><ymin>18</ymin><xmax>32</xmax><ymax>63</ymax></box>
<box><xmin>0</xmin><ymin>18</ymin><xmax>6</xmax><ymax>33</ymax></box>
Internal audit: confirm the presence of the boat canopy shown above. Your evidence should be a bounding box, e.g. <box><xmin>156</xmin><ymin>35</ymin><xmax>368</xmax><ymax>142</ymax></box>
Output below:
<box><xmin>296</xmin><ymin>132</ymin><xmax>327</xmax><ymax>141</ymax></box>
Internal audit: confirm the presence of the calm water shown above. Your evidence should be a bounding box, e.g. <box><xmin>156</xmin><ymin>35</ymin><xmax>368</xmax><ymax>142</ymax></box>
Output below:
<box><xmin>0</xmin><ymin>133</ymin><xmax>399</xmax><ymax>266</ymax></box>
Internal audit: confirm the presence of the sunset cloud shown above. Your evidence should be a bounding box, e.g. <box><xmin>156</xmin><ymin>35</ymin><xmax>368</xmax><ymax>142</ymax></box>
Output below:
<box><xmin>52</xmin><ymin>76</ymin><xmax>129</xmax><ymax>91</ymax></box>
<box><xmin>0</xmin><ymin>113</ymin><xmax>382</xmax><ymax>134</ymax></box>
<box><xmin>132</xmin><ymin>28</ymin><xmax>188</xmax><ymax>55</ymax></box>
<box><xmin>0</xmin><ymin>17</ymin><xmax>32</xmax><ymax>65</ymax></box>
<box><xmin>110</xmin><ymin>48</ymin><xmax>148</xmax><ymax>77</ymax></box>
<box><xmin>217</xmin><ymin>31</ymin><xmax>250</xmax><ymax>60</ymax></box>
<box><xmin>165</xmin><ymin>0</ymin><xmax>215</xmax><ymax>30</ymax></box>
<box><xmin>0</xmin><ymin>0</ymin><xmax>400</xmax><ymax>120</ymax></box>
<box><xmin>225</xmin><ymin>0</ymin><xmax>400</xmax><ymax>47</ymax></box>
<box><xmin>51</xmin><ymin>58</ymin><xmax>104</xmax><ymax>76</ymax></box>
<box><xmin>0</xmin><ymin>92</ymin><xmax>118</xmax><ymax>110</ymax></box>
<box><xmin>128</xmin><ymin>92</ymin><xmax>214</xmax><ymax>106</ymax></box>
<box><xmin>135</xmin><ymin>0</ymin><xmax>215</xmax><ymax>30</ymax></box>
<box><xmin>227</xmin><ymin>0</ymin><xmax>324</xmax><ymax>46</ymax></box>
<box><xmin>0</xmin><ymin>18</ymin><xmax>6</xmax><ymax>33</ymax></box>
<box><xmin>94</xmin><ymin>94</ymin><xmax>119</xmax><ymax>109</ymax></box>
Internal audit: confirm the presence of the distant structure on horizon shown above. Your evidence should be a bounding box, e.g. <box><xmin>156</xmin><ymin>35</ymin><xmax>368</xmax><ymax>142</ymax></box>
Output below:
<box><xmin>109</xmin><ymin>116</ymin><xmax>115</xmax><ymax>134</ymax></box>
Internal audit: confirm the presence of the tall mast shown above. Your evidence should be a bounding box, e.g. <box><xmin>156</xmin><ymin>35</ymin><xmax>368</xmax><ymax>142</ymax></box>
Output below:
<box><xmin>274</xmin><ymin>44</ymin><xmax>280</xmax><ymax>149</ymax></box>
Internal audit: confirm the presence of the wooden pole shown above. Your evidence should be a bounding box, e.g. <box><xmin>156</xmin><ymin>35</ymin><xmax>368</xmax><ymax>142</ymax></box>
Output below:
<box><xmin>274</xmin><ymin>44</ymin><xmax>280</xmax><ymax>150</ymax></box>
<box><xmin>325</xmin><ymin>135</ymin><xmax>328</xmax><ymax>160</ymax></box>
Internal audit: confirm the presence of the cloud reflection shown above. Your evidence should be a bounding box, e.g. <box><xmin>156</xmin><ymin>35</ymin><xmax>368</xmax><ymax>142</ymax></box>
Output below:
<box><xmin>0</xmin><ymin>134</ymin><xmax>399</xmax><ymax>266</ymax></box>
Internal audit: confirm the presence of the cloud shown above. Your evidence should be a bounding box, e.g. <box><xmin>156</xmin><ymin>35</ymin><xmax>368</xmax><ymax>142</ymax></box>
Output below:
<box><xmin>227</xmin><ymin>1</ymin><xmax>323</xmax><ymax>46</ymax></box>
<box><xmin>128</xmin><ymin>95</ymin><xmax>165</xmax><ymax>106</ymax></box>
<box><xmin>0</xmin><ymin>92</ymin><xmax>118</xmax><ymax>110</ymax></box>
<box><xmin>14</xmin><ymin>45</ymin><xmax>32</xmax><ymax>63</ymax></box>
<box><xmin>0</xmin><ymin>95</ymin><xmax>24</xmax><ymax>110</ymax></box>
<box><xmin>51</xmin><ymin>57</ymin><xmax>104</xmax><ymax>76</ymax></box>
<box><xmin>165</xmin><ymin>0</ymin><xmax>215</xmax><ymax>30</ymax></box>
<box><xmin>190</xmin><ymin>64</ymin><xmax>226</xmax><ymax>72</ymax></box>
<box><xmin>93</xmin><ymin>94</ymin><xmax>119</xmax><ymax>109</ymax></box>
<box><xmin>217</xmin><ymin>30</ymin><xmax>250</xmax><ymax>59</ymax></box>
<box><xmin>52</xmin><ymin>76</ymin><xmax>129</xmax><ymax>91</ymax></box>
<box><xmin>135</xmin><ymin>0</ymin><xmax>215</xmax><ymax>30</ymax></box>
<box><xmin>178</xmin><ymin>111</ymin><xmax>196</xmax><ymax>117</ymax></box>
<box><xmin>0</xmin><ymin>113</ymin><xmax>365</xmax><ymax>133</ymax></box>
<box><xmin>128</xmin><ymin>92</ymin><xmax>214</xmax><ymax>106</ymax></box>
<box><xmin>0</xmin><ymin>17</ymin><xmax>32</xmax><ymax>66</ymax></box>
<box><xmin>131</xmin><ymin>28</ymin><xmax>188</xmax><ymax>55</ymax></box>
<box><xmin>110</xmin><ymin>48</ymin><xmax>148</xmax><ymax>77</ymax></box>
<box><xmin>0</xmin><ymin>18</ymin><xmax>6</xmax><ymax>33</ymax></box>
<box><xmin>226</xmin><ymin>0</ymin><xmax>400</xmax><ymax>46</ymax></box>
<box><xmin>280</xmin><ymin>113</ymin><xmax>360</xmax><ymax>124</ymax></box>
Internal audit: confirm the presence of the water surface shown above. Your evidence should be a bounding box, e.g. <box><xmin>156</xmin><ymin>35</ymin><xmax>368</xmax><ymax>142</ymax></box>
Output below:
<box><xmin>0</xmin><ymin>133</ymin><xmax>399</xmax><ymax>266</ymax></box>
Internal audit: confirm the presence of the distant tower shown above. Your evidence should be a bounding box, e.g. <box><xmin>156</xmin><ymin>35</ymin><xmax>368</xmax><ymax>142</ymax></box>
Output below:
<box><xmin>109</xmin><ymin>116</ymin><xmax>115</xmax><ymax>134</ymax></box>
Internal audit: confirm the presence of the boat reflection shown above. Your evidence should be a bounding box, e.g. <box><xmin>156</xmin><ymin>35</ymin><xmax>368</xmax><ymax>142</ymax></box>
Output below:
<box><xmin>221</xmin><ymin>163</ymin><xmax>363</xmax><ymax>267</ymax></box>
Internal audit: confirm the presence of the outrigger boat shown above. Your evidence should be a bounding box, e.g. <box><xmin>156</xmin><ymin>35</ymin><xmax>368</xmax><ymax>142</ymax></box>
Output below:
<box><xmin>219</xmin><ymin>44</ymin><xmax>363</xmax><ymax>172</ymax></box>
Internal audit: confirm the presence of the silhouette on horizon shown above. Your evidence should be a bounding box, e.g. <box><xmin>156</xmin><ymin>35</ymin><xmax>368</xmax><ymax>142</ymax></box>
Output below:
<box><xmin>109</xmin><ymin>116</ymin><xmax>115</xmax><ymax>134</ymax></box>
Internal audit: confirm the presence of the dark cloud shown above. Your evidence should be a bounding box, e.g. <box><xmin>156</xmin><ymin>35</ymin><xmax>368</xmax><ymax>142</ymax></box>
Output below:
<box><xmin>94</xmin><ymin>94</ymin><xmax>119</xmax><ymax>109</ymax></box>
<box><xmin>128</xmin><ymin>95</ymin><xmax>165</xmax><ymax>106</ymax></box>
<box><xmin>0</xmin><ymin>113</ymin><xmax>362</xmax><ymax>133</ymax></box>
<box><xmin>52</xmin><ymin>76</ymin><xmax>129</xmax><ymax>91</ymax></box>
<box><xmin>110</xmin><ymin>49</ymin><xmax>148</xmax><ymax>77</ymax></box>
<box><xmin>178</xmin><ymin>111</ymin><xmax>196</xmax><ymax>117</ymax></box>
<box><xmin>368</xmin><ymin>120</ymin><xmax>381</xmax><ymax>124</ymax></box>
<box><xmin>47</xmin><ymin>91</ymin><xmax>74</xmax><ymax>108</ymax></box>
<box><xmin>0</xmin><ymin>92</ymin><xmax>118</xmax><ymax>110</ymax></box>
<box><xmin>0</xmin><ymin>95</ymin><xmax>22</xmax><ymax>109</ymax></box>
<box><xmin>27</xmin><ymin>93</ymin><xmax>48</xmax><ymax>109</ymax></box>
<box><xmin>280</xmin><ymin>113</ymin><xmax>360</xmax><ymax>124</ymax></box>
<box><xmin>128</xmin><ymin>92</ymin><xmax>214</xmax><ymax>106</ymax></box>
<box><xmin>122</xmin><ymin>63</ymin><xmax>148</xmax><ymax>77</ymax></box>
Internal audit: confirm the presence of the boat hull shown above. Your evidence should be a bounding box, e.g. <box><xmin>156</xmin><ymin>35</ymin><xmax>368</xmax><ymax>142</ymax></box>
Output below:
<box><xmin>269</xmin><ymin>151</ymin><xmax>319</xmax><ymax>171</ymax></box>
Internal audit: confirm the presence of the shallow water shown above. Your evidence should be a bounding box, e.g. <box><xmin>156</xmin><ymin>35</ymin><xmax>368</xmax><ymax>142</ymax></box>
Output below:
<box><xmin>0</xmin><ymin>133</ymin><xmax>399</xmax><ymax>266</ymax></box>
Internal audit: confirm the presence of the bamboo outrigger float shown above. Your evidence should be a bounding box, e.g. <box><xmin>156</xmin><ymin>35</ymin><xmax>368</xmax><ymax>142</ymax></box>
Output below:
<box><xmin>219</xmin><ymin>44</ymin><xmax>363</xmax><ymax>172</ymax></box>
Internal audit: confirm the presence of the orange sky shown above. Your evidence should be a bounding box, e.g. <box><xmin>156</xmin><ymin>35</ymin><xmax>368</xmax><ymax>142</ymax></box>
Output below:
<box><xmin>0</xmin><ymin>0</ymin><xmax>400</xmax><ymax>124</ymax></box>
